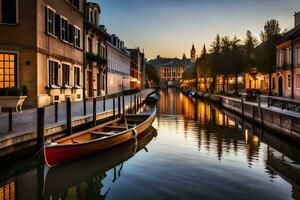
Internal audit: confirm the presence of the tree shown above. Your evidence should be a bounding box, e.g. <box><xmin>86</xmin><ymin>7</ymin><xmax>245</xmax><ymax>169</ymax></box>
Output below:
<box><xmin>244</xmin><ymin>30</ymin><xmax>258</xmax><ymax>70</ymax></box>
<box><xmin>209</xmin><ymin>34</ymin><xmax>222</xmax><ymax>93</ymax></box>
<box><xmin>145</xmin><ymin>63</ymin><xmax>160</xmax><ymax>85</ymax></box>
<box><xmin>230</xmin><ymin>36</ymin><xmax>244</xmax><ymax>94</ymax></box>
<box><xmin>257</xmin><ymin>19</ymin><xmax>282</xmax><ymax>95</ymax></box>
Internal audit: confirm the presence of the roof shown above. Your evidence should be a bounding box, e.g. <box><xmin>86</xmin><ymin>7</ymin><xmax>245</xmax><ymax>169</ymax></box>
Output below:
<box><xmin>147</xmin><ymin>57</ymin><xmax>193</xmax><ymax>68</ymax></box>
<box><xmin>278</xmin><ymin>24</ymin><xmax>300</xmax><ymax>44</ymax></box>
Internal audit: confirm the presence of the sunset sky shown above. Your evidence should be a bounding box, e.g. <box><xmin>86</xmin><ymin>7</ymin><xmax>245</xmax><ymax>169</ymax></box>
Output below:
<box><xmin>93</xmin><ymin>0</ymin><xmax>299</xmax><ymax>59</ymax></box>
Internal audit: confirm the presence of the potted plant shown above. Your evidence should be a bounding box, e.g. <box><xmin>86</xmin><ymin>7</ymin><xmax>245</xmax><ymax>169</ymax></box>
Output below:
<box><xmin>0</xmin><ymin>86</ymin><xmax>28</xmax><ymax>112</ymax></box>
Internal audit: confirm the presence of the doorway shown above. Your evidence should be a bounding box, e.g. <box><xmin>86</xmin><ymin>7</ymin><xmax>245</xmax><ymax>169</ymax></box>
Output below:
<box><xmin>278</xmin><ymin>76</ymin><xmax>283</xmax><ymax>97</ymax></box>
<box><xmin>88</xmin><ymin>71</ymin><xmax>93</xmax><ymax>97</ymax></box>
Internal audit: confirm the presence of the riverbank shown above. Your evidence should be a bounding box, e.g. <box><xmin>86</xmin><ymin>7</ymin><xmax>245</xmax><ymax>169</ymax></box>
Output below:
<box><xmin>0</xmin><ymin>89</ymin><xmax>154</xmax><ymax>163</ymax></box>
<box><xmin>200</xmin><ymin>93</ymin><xmax>300</xmax><ymax>144</ymax></box>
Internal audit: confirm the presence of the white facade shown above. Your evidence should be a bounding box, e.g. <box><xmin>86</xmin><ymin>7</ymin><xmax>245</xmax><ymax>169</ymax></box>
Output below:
<box><xmin>107</xmin><ymin>42</ymin><xmax>131</xmax><ymax>94</ymax></box>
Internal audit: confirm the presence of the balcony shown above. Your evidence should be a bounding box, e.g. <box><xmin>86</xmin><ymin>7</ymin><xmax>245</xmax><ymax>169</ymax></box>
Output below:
<box><xmin>276</xmin><ymin>63</ymin><xmax>291</xmax><ymax>71</ymax></box>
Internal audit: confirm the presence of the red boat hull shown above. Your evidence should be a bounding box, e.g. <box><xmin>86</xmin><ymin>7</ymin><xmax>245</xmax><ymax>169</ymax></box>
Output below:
<box><xmin>44</xmin><ymin>109</ymin><xmax>156</xmax><ymax>167</ymax></box>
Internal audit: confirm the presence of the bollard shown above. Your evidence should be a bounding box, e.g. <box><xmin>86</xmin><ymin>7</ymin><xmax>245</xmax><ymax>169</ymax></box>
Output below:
<box><xmin>93</xmin><ymin>97</ymin><xmax>97</xmax><ymax>127</ymax></box>
<box><xmin>260</xmin><ymin>107</ymin><xmax>264</xmax><ymax>126</ymax></box>
<box><xmin>130</xmin><ymin>95</ymin><xmax>132</xmax><ymax>114</ymax></box>
<box><xmin>8</xmin><ymin>108</ymin><xmax>12</xmax><ymax>132</ymax></box>
<box><xmin>103</xmin><ymin>96</ymin><xmax>106</xmax><ymax>112</ymax></box>
<box><xmin>66</xmin><ymin>97</ymin><xmax>72</xmax><ymax>135</ymax></box>
<box><xmin>134</xmin><ymin>94</ymin><xmax>137</xmax><ymax>113</ymax></box>
<box><xmin>55</xmin><ymin>102</ymin><xmax>58</xmax><ymax>123</ymax></box>
<box><xmin>113</xmin><ymin>96</ymin><xmax>116</xmax><ymax>117</ymax></box>
<box><xmin>37</xmin><ymin>107</ymin><xmax>45</xmax><ymax>151</ymax></box>
<box><xmin>140</xmin><ymin>92</ymin><xmax>142</xmax><ymax>105</ymax></box>
<box><xmin>252</xmin><ymin>105</ymin><xmax>255</xmax><ymax>123</ymax></box>
<box><xmin>118</xmin><ymin>95</ymin><xmax>121</xmax><ymax>118</ymax></box>
<box><xmin>83</xmin><ymin>97</ymin><xmax>87</xmax><ymax>116</ymax></box>
<box><xmin>122</xmin><ymin>94</ymin><xmax>125</xmax><ymax>114</ymax></box>
<box><xmin>241</xmin><ymin>97</ymin><xmax>244</xmax><ymax>117</ymax></box>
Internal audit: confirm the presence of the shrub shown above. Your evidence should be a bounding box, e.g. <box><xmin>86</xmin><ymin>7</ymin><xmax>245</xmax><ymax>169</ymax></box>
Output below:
<box><xmin>7</xmin><ymin>87</ymin><xmax>22</xmax><ymax>96</ymax></box>
<box><xmin>21</xmin><ymin>85</ymin><xmax>28</xmax><ymax>96</ymax></box>
<box><xmin>0</xmin><ymin>86</ymin><xmax>28</xmax><ymax>96</ymax></box>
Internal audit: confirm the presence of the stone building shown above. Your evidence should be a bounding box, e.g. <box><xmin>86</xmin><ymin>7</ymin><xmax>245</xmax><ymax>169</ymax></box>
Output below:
<box><xmin>0</xmin><ymin>0</ymin><xmax>84</xmax><ymax>107</ymax></box>
<box><xmin>158</xmin><ymin>60</ymin><xmax>185</xmax><ymax>87</ymax></box>
<box><xmin>84</xmin><ymin>2</ymin><xmax>109</xmax><ymax>98</ymax></box>
<box><xmin>128</xmin><ymin>48</ymin><xmax>144</xmax><ymax>89</ymax></box>
<box><xmin>107</xmin><ymin>34</ymin><xmax>131</xmax><ymax>94</ymax></box>
<box><xmin>271</xmin><ymin>12</ymin><xmax>300</xmax><ymax>98</ymax></box>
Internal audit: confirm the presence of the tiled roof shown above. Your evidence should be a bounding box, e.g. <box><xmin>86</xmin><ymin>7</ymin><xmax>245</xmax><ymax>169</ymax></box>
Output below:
<box><xmin>147</xmin><ymin>58</ymin><xmax>193</xmax><ymax>68</ymax></box>
<box><xmin>278</xmin><ymin>25</ymin><xmax>300</xmax><ymax>44</ymax></box>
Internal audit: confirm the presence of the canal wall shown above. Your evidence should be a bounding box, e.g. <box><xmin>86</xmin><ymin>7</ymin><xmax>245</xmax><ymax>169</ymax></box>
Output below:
<box><xmin>203</xmin><ymin>94</ymin><xmax>300</xmax><ymax>143</ymax></box>
<box><xmin>0</xmin><ymin>89</ymin><xmax>154</xmax><ymax>163</ymax></box>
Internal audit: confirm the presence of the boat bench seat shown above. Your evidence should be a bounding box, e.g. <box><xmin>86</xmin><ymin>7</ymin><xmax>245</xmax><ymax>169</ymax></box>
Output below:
<box><xmin>91</xmin><ymin>131</ymin><xmax>115</xmax><ymax>136</ymax></box>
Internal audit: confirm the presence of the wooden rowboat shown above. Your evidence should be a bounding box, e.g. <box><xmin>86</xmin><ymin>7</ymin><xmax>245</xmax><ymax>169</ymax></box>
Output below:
<box><xmin>44</xmin><ymin>127</ymin><xmax>157</xmax><ymax>198</ymax></box>
<box><xmin>44</xmin><ymin>107</ymin><xmax>157</xmax><ymax>167</ymax></box>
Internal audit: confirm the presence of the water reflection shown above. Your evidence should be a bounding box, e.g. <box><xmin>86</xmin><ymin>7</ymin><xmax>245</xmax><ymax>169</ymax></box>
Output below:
<box><xmin>44</xmin><ymin>127</ymin><xmax>157</xmax><ymax>199</ymax></box>
<box><xmin>0</xmin><ymin>88</ymin><xmax>300</xmax><ymax>200</ymax></box>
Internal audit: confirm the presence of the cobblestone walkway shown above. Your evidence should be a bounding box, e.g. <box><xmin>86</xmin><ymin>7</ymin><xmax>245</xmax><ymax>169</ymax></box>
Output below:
<box><xmin>0</xmin><ymin>90</ymin><xmax>152</xmax><ymax>140</ymax></box>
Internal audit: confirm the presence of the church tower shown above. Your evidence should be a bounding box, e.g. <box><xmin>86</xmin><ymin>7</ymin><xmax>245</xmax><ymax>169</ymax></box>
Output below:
<box><xmin>190</xmin><ymin>44</ymin><xmax>196</xmax><ymax>63</ymax></box>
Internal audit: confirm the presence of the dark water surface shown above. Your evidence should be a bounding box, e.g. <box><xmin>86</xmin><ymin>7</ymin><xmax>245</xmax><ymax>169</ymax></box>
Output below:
<box><xmin>1</xmin><ymin>88</ymin><xmax>300</xmax><ymax>200</ymax></box>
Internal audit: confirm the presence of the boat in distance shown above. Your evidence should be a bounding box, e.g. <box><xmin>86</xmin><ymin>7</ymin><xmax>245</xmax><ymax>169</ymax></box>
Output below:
<box><xmin>44</xmin><ymin>107</ymin><xmax>157</xmax><ymax>167</ymax></box>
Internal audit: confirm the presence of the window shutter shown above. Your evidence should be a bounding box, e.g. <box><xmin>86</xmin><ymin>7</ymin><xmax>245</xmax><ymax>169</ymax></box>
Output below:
<box><xmin>65</xmin><ymin>21</ymin><xmax>69</xmax><ymax>42</ymax></box>
<box><xmin>55</xmin><ymin>14</ymin><xmax>61</xmax><ymax>37</ymax></box>
<box><xmin>68</xmin><ymin>24</ymin><xmax>74</xmax><ymax>44</ymax></box>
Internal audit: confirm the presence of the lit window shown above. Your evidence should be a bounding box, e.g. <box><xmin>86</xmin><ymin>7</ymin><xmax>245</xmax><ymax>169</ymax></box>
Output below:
<box><xmin>0</xmin><ymin>53</ymin><xmax>17</xmax><ymax>88</ymax></box>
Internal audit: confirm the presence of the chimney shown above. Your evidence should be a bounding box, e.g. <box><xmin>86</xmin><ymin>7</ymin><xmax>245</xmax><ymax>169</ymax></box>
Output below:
<box><xmin>295</xmin><ymin>12</ymin><xmax>300</xmax><ymax>27</ymax></box>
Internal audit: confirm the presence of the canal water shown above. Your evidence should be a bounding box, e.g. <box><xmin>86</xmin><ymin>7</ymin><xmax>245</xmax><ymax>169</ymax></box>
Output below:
<box><xmin>1</xmin><ymin>88</ymin><xmax>300</xmax><ymax>200</ymax></box>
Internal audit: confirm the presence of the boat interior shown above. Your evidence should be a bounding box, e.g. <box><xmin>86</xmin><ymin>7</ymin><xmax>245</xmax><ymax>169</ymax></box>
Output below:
<box><xmin>53</xmin><ymin>115</ymin><xmax>150</xmax><ymax>145</ymax></box>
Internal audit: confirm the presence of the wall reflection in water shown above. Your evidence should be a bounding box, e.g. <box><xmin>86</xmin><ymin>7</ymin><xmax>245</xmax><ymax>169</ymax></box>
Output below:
<box><xmin>157</xmin><ymin>88</ymin><xmax>300</xmax><ymax>200</ymax></box>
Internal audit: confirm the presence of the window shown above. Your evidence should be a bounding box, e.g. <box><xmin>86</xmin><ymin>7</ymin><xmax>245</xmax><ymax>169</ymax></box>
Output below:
<box><xmin>74</xmin><ymin>27</ymin><xmax>80</xmax><ymax>48</ymax></box>
<box><xmin>74</xmin><ymin>67</ymin><xmax>80</xmax><ymax>86</ymax></box>
<box><xmin>67</xmin><ymin>0</ymin><xmax>80</xmax><ymax>9</ymax></box>
<box><xmin>97</xmin><ymin>42</ymin><xmax>100</xmax><ymax>55</ymax></box>
<box><xmin>60</xmin><ymin>17</ymin><xmax>68</xmax><ymax>41</ymax></box>
<box><xmin>46</xmin><ymin>7</ymin><xmax>55</xmax><ymax>35</ymax></box>
<box><xmin>288</xmin><ymin>74</ymin><xmax>291</xmax><ymax>88</ymax></box>
<box><xmin>62</xmin><ymin>64</ymin><xmax>70</xmax><ymax>86</ymax></box>
<box><xmin>49</xmin><ymin>60</ymin><xmax>59</xmax><ymax>86</ymax></box>
<box><xmin>272</xmin><ymin>77</ymin><xmax>275</xmax><ymax>90</ymax></box>
<box><xmin>1</xmin><ymin>0</ymin><xmax>17</xmax><ymax>24</ymax></box>
<box><xmin>88</xmin><ymin>38</ymin><xmax>92</xmax><ymax>53</ymax></box>
<box><xmin>89</xmin><ymin>9</ymin><xmax>94</xmax><ymax>24</ymax></box>
<box><xmin>0</xmin><ymin>53</ymin><xmax>17</xmax><ymax>88</ymax></box>
<box><xmin>297</xmin><ymin>47</ymin><xmax>300</xmax><ymax>66</ymax></box>
<box><xmin>297</xmin><ymin>74</ymin><xmax>300</xmax><ymax>89</ymax></box>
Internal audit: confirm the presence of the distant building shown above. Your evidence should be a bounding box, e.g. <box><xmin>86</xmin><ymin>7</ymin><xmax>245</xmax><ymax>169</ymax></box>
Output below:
<box><xmin>190</xmin><ymin>44</ymin><xmax>196</xmax><ymax>63</ymax></box>
<box><xmin>0</xmin><ymin>0</ymin><xmax>84</xmax><ymax>107</ymax></box>
<box><xmin>158</xmin><ymin>60</ymin><xmax>185</xmax><ymax>86</ymax></box>
<box><xmin>148</xmin><ymin>45</ymin><xmax>194</xmax><ymax>86</ymax></box>
<box><xmin>128</xmin><ymin>48</ymin><xmax>144</xmax><ymax>89</ymax></box>
<box><xmin>271</xmin><ymin>12</ymin><xmax>300</xmax><ymax>98</ymax></box>
<box><xmin>84</xmin><ymin>2</ymin><xmax>109</xmax><ymax>97</ymax></box>
<box><xmin>107</xmin><ymin>34</ymin><xmax>131</xmax><ymax>94</ymax></box>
